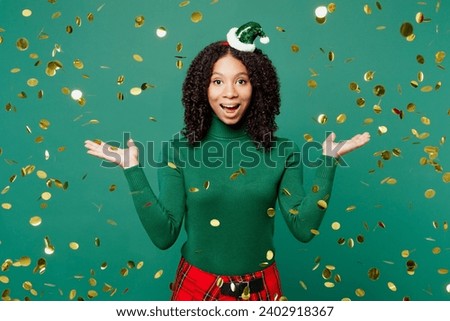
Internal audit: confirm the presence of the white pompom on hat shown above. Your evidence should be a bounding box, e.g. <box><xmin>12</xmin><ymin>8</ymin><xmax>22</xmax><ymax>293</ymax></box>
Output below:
<box><xmin>226</xmin><ymin>21</ymin><xmax>270</xmax><ymax>52</ymax></box>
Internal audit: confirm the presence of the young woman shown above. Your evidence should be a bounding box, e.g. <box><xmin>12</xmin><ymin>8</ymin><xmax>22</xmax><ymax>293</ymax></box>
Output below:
<box><xmin>84</xmin><ymin>22</ymin><xmax>370</xmax><ymax>301</ymax></box>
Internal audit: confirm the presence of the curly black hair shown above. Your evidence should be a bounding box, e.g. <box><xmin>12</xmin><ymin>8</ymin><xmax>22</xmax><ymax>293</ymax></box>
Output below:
<box><xmin>181</xmin><ymin>41</ymin><xmax>280</xmax><ymax>150</ymax></box>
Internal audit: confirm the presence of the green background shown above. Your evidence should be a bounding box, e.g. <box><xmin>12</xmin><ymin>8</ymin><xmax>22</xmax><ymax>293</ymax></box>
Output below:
<box><xmin>1</xmin><ymin>0</ymin><xmax>449</xmax><ymax>301</ymax></box>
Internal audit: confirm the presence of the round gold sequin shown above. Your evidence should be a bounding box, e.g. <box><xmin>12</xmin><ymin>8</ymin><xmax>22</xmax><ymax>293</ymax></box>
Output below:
<box><xmin>387</xmin><ymin>282</ymin><xmax>397</xmax><ymax>292</ymax></box>
<box><xmin>377</xmin><ymin>126</ymin><xmax>388</xmax><ymax>135</ymax></box>
<box><xmin>368</xmin><ymin>267</ymin><xmax>380</xmax><ymax>280</ymax></box>
<box><xmin>154</xmin><ymin>269</ymin><xmax>163</xmax><ymax>279</ymax></box>
<box><xmin>266</xmin><ymin>250</ymin><xmax>274</xmax><ymax>261</ymax></box>
<box><xmin>438</xmin><ymin>268</ymin><xmax>448</xmax><ymax>275</ymax></box>
<box><xmin>317</xmin><ymin>200</ymin><xmax>327</xmax><ymax>209</ymax></box>
<box><xmin>210</xmin><ymin>219</ymin><xmax>220</xmax><ymax>227</ymax></box>
<box><xmin>336</xmin><ymin>113</ymin><xmax>346</xmax><ymax>124</ymax></box>
<box><xmin>41</xmin><ymin>192</ymin><xmax>52</xmax><ymax>201</ymax></box>
<box><xmin>443</xmin><ymin>172</ymin><xmax>450</xmax><ymax>183</ymax></box>
<box><xmin>355</xmin><ymin>288</ymin><xmax>365</xmax><ymax>297</ymax></box>
<box><xmin>364</xmin><ymin>4</ymin><xmax>372</xmax><ymax>14</ymax></box>
<box><xmin>16</xmin><ymin>38</ymin><xmax>29</xmax><ymax>51</ymax></box>
<box><xmin>27</xmin><ymin>78</ymin><xmax>38</xmax><ymax>87</ymax></box>
<box><xmin>69</xmin><ymin>242</ymin><xmax>79</xmax><ymax>250</ymax></box>
<box><xmin>356</xmin><ymin>98</ymin><xmax>366</xmax><ymax>107</ymax></box>
<box><xmin>135</xmin><ymin>16</ymin><xmax>145</xmax><ymax>28</ymax></box>
<box><xmin>373</xmin><ymin>85</ymin><xmax>385</xmax><ymax>97</ymax></box>
<box><xmin>39</xmin><ymin>119</ymin><xmax>50</xmax><ymax>130</ymax></box>
<box><xmin>317</xmin><ymin>114</ymin><xmax>328</xmax><ymax>124</ymax></box>
<box><xmin>2</xmin><ymin>203</ymin><xmax>12</xmax><ymax>210</ymax></box>
<box><xmin>424</xmin><ymin>189</ymin><xmax>435</xmax><ymax>199</ymax></box>
<box><xmin>291</xmin><ymin>44</ymin><xmax>300</xmax><ymax>53</ymax></box>
<box><xmin>167</xmin><ymin>162</ymin><xmax>177</xmax><ymax>169</ymax></box>
<box><xmin>73</xmin><ymin>59</ymin><xmax>84</xmax><ymax>69</ymax></box>
<box><xmin>400</xmin><ymin>22</ymin><xmax>414</xmax><ymax>38</ymax></box>
<box><xmin>267</xmin><ymin>208</ymin><xmax>276</xmax><ymax>218</ymax></box>
<box><xmin>189</xmin><ymin>187</ymin><xmax>199</xmax><ymax>192</ymax></box>
<box><xmin>29</xmin><ymin>216</ymin><xmax>42</xmax><ymax>227</ymax></box>
<box><xmin>156</xmin><ymin>27</ymin><xmax>167</xmax><ymax>38</ymax></box>
<box><xmin>324</xmin><ymin>282</ymin><xmax>335</xmax><ymax>288</ymax></box>
<box><xmin>133</xmin><ymin>54</ymin><xmax>143</xmax><ymax>62</ymax></box>
<box><xmin>308</xmin><ymin>79</ymin><xmax>318</xmax><ymax>89</ymax></box>
<box><xmin>331</xmin><ymin>222</ymin><xmax>341</xmax><ymax>230</ymax></box>
<box><xmin>130</xmin><ymin>87</ymin><xmax>142</xmax><ymax>96</ymax></box>
<box><xmin>191</xmin><ymin>11</ymin><xmax>203</xmax><ymax>23</ymax></box>
<box><xmin>364</xmin><ymin>71</ymin><xmax>375</xmax><ymax>81</ymax></box>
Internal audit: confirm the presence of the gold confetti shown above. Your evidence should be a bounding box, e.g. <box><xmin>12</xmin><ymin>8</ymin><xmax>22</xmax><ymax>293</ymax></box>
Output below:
<box><xmin>135</xmin><ymin>16</ymin><xmax>145</xmax><ymax>28</ymax></box>
<box><xmin>266</xmin><ymin>250</ymin><xmax>274</xmax><ymax>260</ymax></box>
<box><xmin>355</xmin><ymin>288</ymin><xmax>366</xmax><ymax>297</ymax></box>
<box><xmin>317</xmin><ymin>200</ymin><xmax>327</xmax><ymax>209</ymax></box>
<box><xmin>424</xmin><ymin>189</ymin><xmax>435</xmax><ymax>198</ymax></box>
<box><xmin>387</xmin><ymin>282</ymin><xmax>397</xmax><ymax>292</ymax></box>
<box><xmin>438</xmin><ymin>268</ymin><xmax>448</xmax><ymax>275</ymax></box>
<box><xmin>16</xmin><ymin>37</ymin><xmax>29</xmax><ymax>51</ymax></box>
<box><xmin>368</xmin><ymin>267</ymin><xmax>380</xmax><ymax>280</ymax></box>
<box><xmin>2</xmin><ymin>203</ymin><xmax>12</xmax><ymax>210</ymax></box>
<box><xmin>289</xmin><ymin>208</ymin><xmax>299</xmax><ymax>215</ymax></box>
<box><xmin>179</xmin><ymin>0</ymin><xmax>190</xmax><ymax>7</ymax></box>
<box><xmin>267</xmin><ymin>208</ymin><xmax>276</xmax><ymax>218</ymax></box>
<box><xmin>191</xmin><ymin>11</ymin><xmax>203</xmax><ymax>23</ymax></box>
<box><xmin>291</xmin><ymin>44</ymin><xmax>300</xmax><ymax>53</ymax></box>
<box><xmin>317</xmin><ymin>114</ymin><xmax>328</xmax><ymax>124</ymax></box>
<box><xmin>331</xmin><ymin>222</ymin><xmax>341</xmax><ymax>230</ymax></box>
<box><xmin>299</xmin><ymin>280</ymin><xmax>307</xmax><ymax>290</ymax></box>
<box><xmin>167</xmin><ymin>162</ymin><xmax>177</xmax><ymax>169</ymax></box>
<box><xmin>69</xmin><ymin>242</ymin><xmax>79</xmax><ymax>250</ymax></box>
<box><xmin>210</xmin><ymin>219</ymin><xmax>220</xmax><ymax>227</ymax></box>
<box><xmin>377</xmin><ymin>126</ymin><xmax>388</xmax><ymax>135</ymax></box>
<box><xmin>276</xmin><ymin>26</ymin><xmax>285</xmax><ymax>32</ymax></box>
<box><xmin>29</xmin><ymin>216</ymin><xmax>42</xmax><ymax>227</ymax></box>
<box><xmin>154</xmin><ymin>269</ymin><xmax>164</xmax><ymax>279</ymax></box>
<box><xmin>203</xmin><ymin>181</ymin><xmax>210</xmax><ymax>190</ymax></box>
<box><xmin>41</xmin><ymin>192</ymin><xmax>52</xmax><ymax>201</ymax></box>
<box><xmin>133</xmin><ymin>54</ymin><xmax>143</xmax><ymax>62</ymax></box>
<box><xmin>336</xmin><ymin>113</ymin><xmax>346</xmax><ymax>124</ymax></box>
<box><xmin>189</xmin><ymin>187</ymin><xmax>199</xmax><ymax>192</ymax></box>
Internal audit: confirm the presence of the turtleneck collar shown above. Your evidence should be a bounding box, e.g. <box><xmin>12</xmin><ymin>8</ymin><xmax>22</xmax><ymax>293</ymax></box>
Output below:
<box><xmin>206</xmin><ymin>115</ymin><xmax>247</xmax><ymax>140</ymax></box>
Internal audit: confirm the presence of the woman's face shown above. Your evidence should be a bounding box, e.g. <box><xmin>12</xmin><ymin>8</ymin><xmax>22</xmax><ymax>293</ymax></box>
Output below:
<box><xmin>207</xmin><ymin>54</ymin><xmax>252</xmax><ymax>125</ymax></box>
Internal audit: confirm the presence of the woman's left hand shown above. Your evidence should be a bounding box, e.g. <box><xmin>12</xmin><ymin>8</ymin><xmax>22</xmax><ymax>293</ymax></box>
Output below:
<box><xmin>322</xmin><ymin>131</ymin><xmax>371</xmax><ymax>158</ymax></box>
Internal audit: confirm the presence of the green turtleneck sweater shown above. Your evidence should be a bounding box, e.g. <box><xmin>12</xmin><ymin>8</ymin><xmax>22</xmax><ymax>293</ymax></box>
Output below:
<box><xmin>124</xmin><ymin>117</ymin><xmax>338</xmax><ymax>275</ymax></box>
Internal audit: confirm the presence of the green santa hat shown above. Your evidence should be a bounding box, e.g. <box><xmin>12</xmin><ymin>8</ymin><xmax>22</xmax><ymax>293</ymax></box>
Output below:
<box><xmin>226</xmin><ymin>21</ymin><xmax>270</xmax><ymax>52</ymax></box>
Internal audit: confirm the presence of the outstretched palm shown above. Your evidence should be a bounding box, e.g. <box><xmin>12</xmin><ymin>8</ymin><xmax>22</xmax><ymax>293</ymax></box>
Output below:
<box><xmin>322</xmin><ymin>132</ymin><xmax>371</xmax><ymax>158</ymax></box>
<box><xmin>84</xmin><ymin>139</ymin><xmax>140</xmax><ymax>169</ymax></box>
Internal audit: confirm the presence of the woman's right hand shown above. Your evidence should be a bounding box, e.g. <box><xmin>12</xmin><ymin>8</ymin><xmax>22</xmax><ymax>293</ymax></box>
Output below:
<box><xmin>84</xmin><ymin>138</ymin><xmax>139</xmax><ymax>169</ymax></box>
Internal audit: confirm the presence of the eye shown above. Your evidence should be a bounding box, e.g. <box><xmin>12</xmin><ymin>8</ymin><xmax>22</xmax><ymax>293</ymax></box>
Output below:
<box><xmin>212</xmin><ymin>79</ymin><xmax>222</xmax><ymax>85</ymax></box>
<box><xmin>237</xmin><ymin>79</ymin><xmax>248</xmax><ymax>85</ymax></box>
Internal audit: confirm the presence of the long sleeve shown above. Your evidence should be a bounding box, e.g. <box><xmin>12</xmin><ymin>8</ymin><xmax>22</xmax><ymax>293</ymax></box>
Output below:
<box><xmin>123</xmin><ymin>155</ymin><xmax>186</xmax><ymax>250</ymax></box>
<box><xmin>277</xmin><ymin>143</ymin><xmax>338</xmax><ymax>242</ymax></box>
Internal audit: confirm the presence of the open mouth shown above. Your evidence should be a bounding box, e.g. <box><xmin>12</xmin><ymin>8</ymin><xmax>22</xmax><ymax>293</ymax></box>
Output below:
<box><xmin>220</xmin><ymin>104</ymin><xmax>240</xmax><ymax>112</ymax></box>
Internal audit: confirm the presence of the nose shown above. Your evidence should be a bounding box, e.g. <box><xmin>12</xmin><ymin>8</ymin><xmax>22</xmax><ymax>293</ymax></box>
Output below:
<box><xmin>223</xmin><ymin>83</ymin><xmax>238</xmax><ymax>98</ymax></box>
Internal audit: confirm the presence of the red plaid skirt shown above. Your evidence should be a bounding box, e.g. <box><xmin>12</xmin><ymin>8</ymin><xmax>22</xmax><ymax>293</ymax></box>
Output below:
<box><xmin>170</xmin><ymin>257</ymin><xmax>284</xmax><ymax>301</ymax></box>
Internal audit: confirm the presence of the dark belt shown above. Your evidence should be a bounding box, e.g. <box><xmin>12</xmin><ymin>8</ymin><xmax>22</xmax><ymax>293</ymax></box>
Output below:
<box><xmin>220</xmin><ymin>278</ymin><xmax>264</xmax><ymax>298</ymax></box>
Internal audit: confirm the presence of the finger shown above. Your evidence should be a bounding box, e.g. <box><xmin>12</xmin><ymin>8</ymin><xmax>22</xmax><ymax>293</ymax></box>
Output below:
<box><xmin>325</xmin><ymin>132</ymin><xmax>336</xmax><ymax>143</ymax></box>
<box><xmin>127</xmin><ymin>138</ymin><xmax>136</xmax><ymax>148</ymax></box>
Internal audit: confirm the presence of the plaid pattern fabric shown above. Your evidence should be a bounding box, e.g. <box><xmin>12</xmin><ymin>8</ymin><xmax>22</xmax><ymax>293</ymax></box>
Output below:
<box><xmin>170</xmin><ymin>257</ymin><xmax>284</xmax><ymax>301</ymax></box>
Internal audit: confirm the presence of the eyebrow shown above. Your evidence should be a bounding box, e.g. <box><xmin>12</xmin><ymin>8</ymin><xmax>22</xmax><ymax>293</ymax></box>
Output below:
<box><xmin>211</xmin><ymin>72</ymin><xmax>249</xmax><ymax>77</ymax></box>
